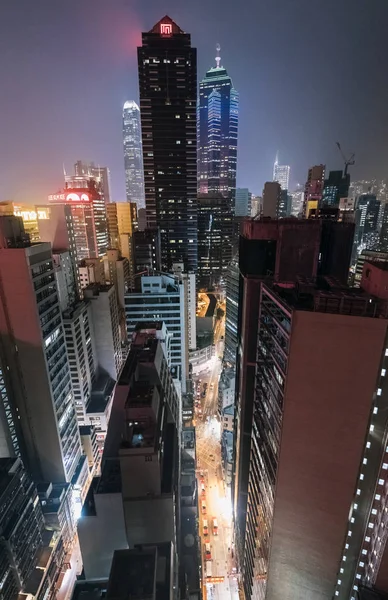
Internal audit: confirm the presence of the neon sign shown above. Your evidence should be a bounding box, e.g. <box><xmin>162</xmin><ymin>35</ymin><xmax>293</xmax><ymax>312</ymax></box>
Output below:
<box><xmin>65</xmin><ymin>192</ymin><xmax>90</xmax><ymax>203</ymax></box>
<box><xmin>160</xmin><ymin>22</ymin><xmax>172</xmax><ymax>36</ymax></box>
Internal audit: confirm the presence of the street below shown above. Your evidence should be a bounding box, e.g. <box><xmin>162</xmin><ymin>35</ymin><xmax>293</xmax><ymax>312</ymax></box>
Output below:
<box><xmin>194</xmin><ymin>295</ymin><xmax>238</xmax><ymax>600</ymax></box>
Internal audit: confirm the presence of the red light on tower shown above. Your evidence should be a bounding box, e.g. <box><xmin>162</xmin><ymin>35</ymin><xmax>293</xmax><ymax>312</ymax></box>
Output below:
<box><xmin>160</xmin><ymin>22</ymin><xmax>172</xmax><ymax>36</ymax></box>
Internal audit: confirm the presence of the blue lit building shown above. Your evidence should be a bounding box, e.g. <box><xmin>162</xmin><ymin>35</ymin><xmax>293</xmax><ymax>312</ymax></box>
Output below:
<box><xmin>321</xmin><ymin>169</ymin><xmax>350</xmax><ymax>208</ymax></box>
<box><xmin>198</xmin><ymin>46</ymin><xmax>239</xmax><ymax>211</ymax></box>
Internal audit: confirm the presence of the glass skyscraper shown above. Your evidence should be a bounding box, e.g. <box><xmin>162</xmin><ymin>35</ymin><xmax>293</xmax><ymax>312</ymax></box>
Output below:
<box><xmin>122</xmin><ymin>100</ymin><xmax>145</xmax><ymax>209</ymax></box>
<box><xmin>198</xmin><ymin>46</ymin><xmax>239</xmax><ymax>210</ymax></box>
<box><xmin>273</xmin><ymin>153</ymin><xmax>290</xmax><ymax>191</ymax></box>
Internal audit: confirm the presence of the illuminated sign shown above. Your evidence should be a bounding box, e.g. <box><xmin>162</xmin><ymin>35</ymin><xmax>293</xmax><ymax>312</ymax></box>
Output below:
<box><xmin>160</xmin><ymin>22</ymin><xmax>172</xmax><ymax>36</ymax></box>
<box><xmin>48</xmin><ymin>193</ymin><xmax>66</xmax><ymax>202</ymax></box>
<box><xmin>14</xmin><ymin>209</ymin><xmax>49</xmax><ymax>221</ymax></box>
<box><xmin>206</xmin><ymin>577</ymin><xmax>224</xmax><ymax>584</ymax></box>
<box><xmin>66</xmin><ymin>192</ymin><xmax>90</xmax><ymax>203</ymax></box>
<box><xmin>48</xmin><ymin>192</ymin><xmax>90</xmax><ymax>203</ymax></box>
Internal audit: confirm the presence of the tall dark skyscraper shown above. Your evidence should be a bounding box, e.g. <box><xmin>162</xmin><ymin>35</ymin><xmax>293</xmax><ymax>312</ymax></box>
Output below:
<box><xmin>321</xmin><ymin>169</ymin><xmax>350</xmax><ymax>207</ymax></box>
<box><xmin>138</xmin><ymin>16</ymin><xmax>197</xmax><ymax>272</ymax></box>
<box><xmin>198</xmin><ymin>46</ymin><xmax>239</xmax><ymax>210</ymax></box>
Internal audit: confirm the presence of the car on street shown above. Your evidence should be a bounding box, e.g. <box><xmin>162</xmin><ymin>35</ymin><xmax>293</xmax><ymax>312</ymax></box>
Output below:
<box><xmin>212</xmin><ymin>518</ymin><xmax>218</xmax><ymax>535</ymax></box>
<box><xmin>205</xmin><ymin>543</ymin><xmax>212</xmax><ymax>560</ymax></box>
<box><xmin>201</xmin><ymin>483</ymin><xmax>206</xmax><ymax>496</ymax></box>
<box><xmin>201</xmin><ymin>501</ymin><xmax>206</xmax><ymax>514</ymax></box>
<box><xmin>203</xmin><ymin>519</ymin><xmax>208</xmax><ymax>536</ymax></box>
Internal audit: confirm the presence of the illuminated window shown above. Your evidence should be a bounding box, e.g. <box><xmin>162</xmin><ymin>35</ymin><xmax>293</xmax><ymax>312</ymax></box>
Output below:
<box><xmin>376</xmin><ymin>494</ymin><xmax>381</xmax><ymax>500</ymax></box>
<box><xmin>363</xmin><ymin>458</ymin><xmax>368</xmax><ymax>465</ymax></box>
<box><xmin>374</xmin><ymin>407</ymin><xmax>378</xmax><ymax>414</ymax></box>
<box><xmin>370</xmin><ymin>425</ymin><xmax>375</xmax><ymax>432</ymax></box>
<box><xmin>377</xmin><ymin>388</ymin><xmax>382</xmax><ymax>396</ymax></box>
<box><xmin>362</xmin><ymin>549</ymin><xmax>367</xmax><ymax>555</ymax></box>
<box><xmin>372</xmin><ymin>509</ymin><xmax>377</xmax><ymax>515</ymax></box>
<box><xmin>367</xmin><ymin>442</ymin><xmax>371</xmax><ymax>448</ymax></box>
<box><xmin>378</xmin><ymin>479</ymin><xmax>384</xmax><ymax>485</ymax></box>
<box><xmin>383</xmin><ymin>463</ymin><xmax>388</xmax><ymax>470</ymax></box>
<box><xmin>365</xmin><ymin>536</ymin><xmax>371</xmax><ymax>542</ymax></box>
<box><xmin>382</xmin><ymin>369</ymin><xmax>386</xmax><ymax>376</ymax></box>
<box><xmin>360</xmin><ymin>474</ymin><xmax>364</xmax><ymax>480</ymax></box>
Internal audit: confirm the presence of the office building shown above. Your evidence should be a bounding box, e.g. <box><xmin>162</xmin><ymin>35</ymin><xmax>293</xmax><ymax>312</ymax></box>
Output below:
<box><xmin>354</xmin><ymin>250</ymin><xmax>388</xmax><ymax>287</ymax></box>
<box><xmin>380</xmin><ymin>204</ymin><xmax>388</xmax><ymax>252</ymax></box>
<box><xmin>224</xmin><ymin>258</ymin><xmax>240</xmax><ymax>365</ymax></box>
<box><xmin>355</xmin><ymin>194</ymin><xmax>380</xmax><ymax>249</ymax></box>
<box><xmin>272</xmin><ymin>154</ymin><xmax>290</xmax><ymax>191</ymax></box>
<box><xmin>122</xmin><ymin>101</ymin><xmax>145</xmax><ymax>208</ymax></box>
<box><xmin>198</xmin><ymin>45</ymin><xmax>239</xmax><ymax>211</ymax></box>
<box><xmin>78</xmin><ymin>328</ymin><xmax>180</xmax><ymax>581</ymax></box>
<box><xmin>303</xmin><ymin>164</ymin><xmax>325</xmax><ymax>216</ymax></box>
<box><xmin>124</xmin><ymin>273</ymin><xmax>188</xmax><ymax>390</ymax></box>
<box><xmin>74</xmin><ymin>160</ymin><xmax>112</xmax><ymax>205</ymax></box>
<box><xmin>138</xmin><ymin>16</ymin><xmax>197</xmax><ymax>272</ymax></box>
<box><xmin>172</xmin><ymin>263</ymin><xmax>197</xmax><ymax>352</ymax></box>
<box><xmin>235</xmin><ymin>188</ymin><xmax>252</xmax><ymax>217</ymax></box>
<box><xmin>262</xmin><ymin>181</ymin><xmax>281</xmax><ymax>219</ymax></box>
<box><xmin>239</xmin><ymin>272</ymin><xmax>388</xmax><ymax>600</ymax></box>
<box><xmin>321</xmin><ymin>169</ymin><xmax>350</xmax><ymax>208</ymax></box>
<box><xmin>106</xmin><ymin>202</ymin><xmax>137</xmax><ymax>254</ymax></box>
<box><xmin>84</xmin><ymin>284</ymin><xmax>122</xmax><ymax>381</ymax></box>
<box><xmin>277</xmin><ymin>189</ymin><xmax>292</xmax><ymax>218</ymax></box>
<box><xmin>0</xmin><ymin>458</ymin><xmax>44</xmax><ymax>600</ymax></box>
<box><xmin>197</xmin><ymin>193</ymin><xmax>233</xmax><ymax>289</ymax></box>
<box><xmin>48</xmin><ymin>185</ymin><xmax>109</xmax><ymax>259</ymax></box>
<box><xmin>132</xmin><ymin>229</ymin><xmax>161</xmax><ymax>277</ymax></box>
<box><xmin>250</xmin><ymin>195</ymin><xmax>261</xmax><ymax>218</ymax></box>
<box><xmin>0</xmin><ymin>217</ymin><xmax>82</xmax><ymax>483</ymax></box>
<box><xmin>289</xmin><ymin>186</ymin><xmax>304</xmax><ymax>217</ymax></box>
<box><xmin>103</xmin><ymin>249</ymin><xmax>131</xmax><ymax>310</ymax></box>
<box><xmin>63</xmin><ymin>302</ymin><xmax>97</xmax><ymax>424</ymax></box>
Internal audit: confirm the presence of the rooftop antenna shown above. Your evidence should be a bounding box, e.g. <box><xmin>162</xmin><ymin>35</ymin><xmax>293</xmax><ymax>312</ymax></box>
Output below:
<box><xmin>215</xmin><ymin>44</ymin><xmax>221</xmax><ymax>68</ymax></box>
<box><xmin>63</xmin><ymin>163</ymin><xmax>67</xmax><ymax>179</ymax></box>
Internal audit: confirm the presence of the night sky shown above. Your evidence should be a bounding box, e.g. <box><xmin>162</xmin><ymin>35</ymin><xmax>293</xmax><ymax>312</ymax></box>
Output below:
<box><xmin>1</xmin><ymin>0</ymin><xmax>387</xmax><ymax>203</ymax></box>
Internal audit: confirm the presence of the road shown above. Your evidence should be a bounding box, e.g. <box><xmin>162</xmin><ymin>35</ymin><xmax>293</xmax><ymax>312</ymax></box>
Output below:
<box><xmin>194</xmin><ymin>297</ymin><xmax>238</xmax><ymax>600</ymax></box>
<box><xmin>56</xmin><ymin>538</ymin><xmax>82</xmax><ymax>600</ymax></box>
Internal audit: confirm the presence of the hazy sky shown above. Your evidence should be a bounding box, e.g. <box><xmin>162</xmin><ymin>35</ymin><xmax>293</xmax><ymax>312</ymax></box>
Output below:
<box><xmin>1</xmin><ymin>0</ymin><xmax>387</xmax><ymax>203</ymax></box>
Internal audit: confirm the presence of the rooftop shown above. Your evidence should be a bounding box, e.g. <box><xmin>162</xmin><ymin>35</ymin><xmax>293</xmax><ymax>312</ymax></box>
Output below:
<box><xmin>87</xmin><ymin>373</ymin><xmax>115</xmax><ymax>414</ymax></box>
<box><xmin>267</xmin><ymin>277</ymin><xmax>388</xmax><ymax>319</ymax></box>
<box><xmin>71</xmin><ymin>580</ymin><xmax>108</xmax><ymax>600</ymax></box>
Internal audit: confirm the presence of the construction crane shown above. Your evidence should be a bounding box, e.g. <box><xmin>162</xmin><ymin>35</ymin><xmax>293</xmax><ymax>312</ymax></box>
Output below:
<box><xmin>336</xmin><ymin>142</ymin><xmax>355</xmax><ymax>177</ymax></box>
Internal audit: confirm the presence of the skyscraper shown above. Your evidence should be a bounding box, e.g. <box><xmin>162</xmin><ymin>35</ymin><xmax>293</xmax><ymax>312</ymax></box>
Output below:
<box><xmin>48</xmin><ymin>184</ymin><xmax>109</xmax><ymax>259</ymax></box>
<box><xmin>273</xmin><ymin>153</ymin><xmax>290</xmax><ymax>191</ymax></box>
<box><xmin>235</xmin><ymin>188</ymin><xmax>252</xmax><ymax>217</ymax></box>
<box><xmin>198</xmin><ymin>45</ymin><xmax>239</xmax><ymax>210</ymax></box>
<box><xmin>74</xmin><ymin>160</ymin><xmax>112</xmax><ymax>205</ymax></box>
<box><xmin>197</xmin><ymin>193</ymin><xmax>233</xmax><ymax>289</ymax></box>
<box><xmin>138</xmin><ymin>16</ymin><xmax>197</xmax><ymax>272</ymax></box>
<box><xmin>262</xmin><ymin>181</ymin><xmax>281</xmax><ymax>218</ymax></box>
<box><xmin>122</xmin><ymin>101</ymin><xmax>145</xmax><ymax>208</ymax></box>
<box><xmin>0</xmin><ymin>216</ymin><xmax>82</xmax><ymax>482</ymax></box>
<box><xmin>321</xmin><ymin>169</ymin><xmax>350</xmax><ymax>207</ymax></box>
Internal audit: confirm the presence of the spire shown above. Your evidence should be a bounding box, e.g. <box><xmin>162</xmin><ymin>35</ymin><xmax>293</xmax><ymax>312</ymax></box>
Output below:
<box><xmin>215</xmin><ymin>43</ymin><xmax>221</xmax><ymax>69</ymax></box>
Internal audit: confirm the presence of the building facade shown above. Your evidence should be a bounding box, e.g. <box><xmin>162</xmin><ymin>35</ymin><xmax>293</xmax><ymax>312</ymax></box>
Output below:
<box><xmin>138</xmin><ymin>15</ymin><xmax>197</xmax><ymax>272</ymax></box>
<box><xmin>197</xmin><ymin>193</ymin><xmax>233</xmax><ymax>289</ymax></box>
<box><xmin>124</xmin><ymin>273</ymin><xmax>188</xmax><ymax>390</ymax></box>
<box><xmin>235</xmin><ymin>188</ymin><xmax>252</xmax><ymax>217</ymax></box>
<box><xmin>0</xmin><ymin>219</ymin><xmax>82</xmax><ymax>482</ymax></box>
<box><xmin>123</xmin><ymin>101</ymin><xmax>145</xmax><ymax>208</ymax></box>
<box><xmin>272</xmin><ymin>154</ymin><xmax>290</xmax><ymax>191</ymax></box>
<box><xmin>73</xmin><ymin>160</ymin><xmax>112</xmax><ymax>205</ymax></box>
<box><xmin>198</xmin><ymin>46</ymin><xmax>239</xmax><ymax>212</ymax></box>
<box><xmin>321</xmin><ymin>169</ymin><xmax>350</xmax><ymax>208</ymax></box>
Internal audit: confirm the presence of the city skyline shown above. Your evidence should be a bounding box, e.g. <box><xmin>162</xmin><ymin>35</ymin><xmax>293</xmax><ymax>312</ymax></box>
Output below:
<box><xmin>1</xmin><ymin>0</ymin><xmax>388</xmax><ymax>204</ymax></box>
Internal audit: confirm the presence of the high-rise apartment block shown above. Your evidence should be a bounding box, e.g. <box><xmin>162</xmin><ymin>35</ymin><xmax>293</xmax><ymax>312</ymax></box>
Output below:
<box><xmin>63</xmin><ymin>302</ymin><xmax>97</xmax><ymax>424</ymax></box>
<box><xmin>0</xmin><ymin>217</ymin><xmax>82</xmax><ymax>483</ymax></box>
<box><xmin>272</xmin><ymin>154</ymin><xmax>290</xmax><ymax>191</ymax></box>
<box><xmin>138</xmin><ymin>16</ymin><xmax>197</xmax><ymax>272</ymax></box>
<box><xmin>122</xmin><ymin>101</ymin><xmax>145</xmax><ymax>208</ymax></box>
<box><xmin>83</xmin><ymin>284</ymin><xmax>122</xmax><ymax>381</ymax></box>
<box><xmin>124</xmin><ymin>273</ymin><xmax>188</xmax><ymax>390</ymax></box>
<box><xmin>74</xmin><ymin>160</ymin><xmax>112</xmax><ymax>205</ymax></box>
<box><xmin>224</xmin><ymin>258</ymin><xmax>239</xmax><ymax>365</ymax></box>
<box><xmin>239</xmin><ymin>275</ymin><xmax>388</xmax><ymax>600</ymax></box>
<box><xmin>198</xmin><ymin>46</ymin><xmax>239</xmax><ymax>210</ymax></box>
<box><xmin>106</xmin><ymin>202</ymin><xmax>137</xmax><ymax>254</ymax></box>
<box><xmin>197</xmin><ymin>193</ymin><xmax>233</xmax><ymax>289</ymax></box>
